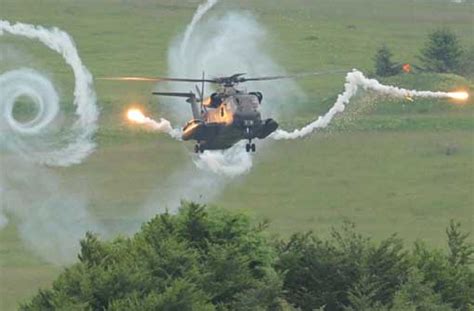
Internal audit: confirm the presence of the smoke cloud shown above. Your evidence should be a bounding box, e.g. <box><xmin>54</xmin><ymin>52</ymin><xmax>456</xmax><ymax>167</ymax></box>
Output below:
<box><xmin>0</xmin><ymin>20</ymin><xmax>99</xmax><ymax>166</ymax></box>
<box><xmin>193</xmin><ymin>142</ymin><xmax>253</xmax><ymax>177</ymax></box>
<box><xmin>1</xmin><ymin>156</ymin><xmax>104</xmax><ymax>264</ymax></box>
<box><xmin>0</xmin><ymin>21</ymin><xmax>101</xmax><ymax>263</ymax></box>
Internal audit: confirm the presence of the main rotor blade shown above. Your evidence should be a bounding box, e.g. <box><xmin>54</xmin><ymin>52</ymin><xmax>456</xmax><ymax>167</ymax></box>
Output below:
<box><xmin>240</xmin><ymin>70</ymin><xmax>346</xmax><ymax>82</ymax></box>
<box><xmin>152</xmin><ymin>91</ymin><xmax>195</xmax><ymax>98</ymax></box>
<box><xmin>98</xmin><ymin>76</ymin><xmax>216</xmax><ymax>83</ymax></box>
<box><xmin>97</xmin><ymin>76</ymin><xmax>163</xmax><ymax>82</ymax></box>
<box><xmin>99</xmin><ymin>70</ymin><xmax>346</xmax><ymax>84</ymax></box>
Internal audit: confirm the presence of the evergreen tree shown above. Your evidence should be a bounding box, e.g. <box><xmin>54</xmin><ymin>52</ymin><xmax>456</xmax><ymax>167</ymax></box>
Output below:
<box><xmin>374</xmin><ymin>45</ymin><xmax>400</xmax><ymax>77</ymax></box>
<box><xmin>419</xmin><ymin>28</ymin><xmax>463</xmax><ymax>73</ymax></box>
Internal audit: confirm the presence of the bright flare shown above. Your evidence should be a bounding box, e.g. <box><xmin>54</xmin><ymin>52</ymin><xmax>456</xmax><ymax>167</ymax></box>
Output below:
<box><xmin>448</xmin><ymin>91</ymin><xmax>469</xmax><ymax>101</ymax></box>
<box><xmin>127</xmin><ymin>108</ymin><xmax>146</xmax><ymax>123</ymax></box>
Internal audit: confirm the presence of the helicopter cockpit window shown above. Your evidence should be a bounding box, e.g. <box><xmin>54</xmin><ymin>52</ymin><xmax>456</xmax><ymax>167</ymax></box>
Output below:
<box><xmin>235</xmin><ymin>95</ymin><xmax>259</xmax><ymax>113</ymax></box>
<box><xmin>209</xmin><ymin>93</ymin><xmax>222</xmax><ymax>108</ymax></box>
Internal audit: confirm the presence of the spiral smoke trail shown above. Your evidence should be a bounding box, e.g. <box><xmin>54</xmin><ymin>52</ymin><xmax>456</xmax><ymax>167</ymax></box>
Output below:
<box><xmin>272</xmin><ymin>69</ymin><xmax>468</xmax><ymax>140</ymax></box>
<box><xmin>0</xmin><ymin>20</ymin><xmax>99</xmax><ymax>166</ymax></box>
<box><xmin>0</xmin><ymin>21</ymin><xmax>102</xmax><ymax>264</ymax></box>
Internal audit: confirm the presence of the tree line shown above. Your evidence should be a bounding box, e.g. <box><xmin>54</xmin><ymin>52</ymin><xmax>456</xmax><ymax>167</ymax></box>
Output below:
<box><xmin>374</xmin><ymin>28</ymin><xmax>472</xmax><ymax>77</ymax></box>
<box><xmin>21</xmin><ymin>202</ymin><xmax>473</xmax><ymax>310</ymax></box>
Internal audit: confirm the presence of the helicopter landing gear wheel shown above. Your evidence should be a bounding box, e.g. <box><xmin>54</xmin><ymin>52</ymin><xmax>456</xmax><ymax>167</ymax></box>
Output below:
<box><xmin>195</xmin><ymin>144</ymin><xmax>205</xmax><ymax>153</ymax></box>
<box><xmin>245</xmin><ymin>142</ymin><xmax>256</xmax><ymax>153</ymax></box>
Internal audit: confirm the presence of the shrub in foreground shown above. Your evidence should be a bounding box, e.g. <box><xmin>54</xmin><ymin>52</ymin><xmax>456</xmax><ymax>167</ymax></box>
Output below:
<box><xmin>21</xmin><ymin>203</ymin><xmax>473</xmax><ymax>310</ymax></box>
<box><xmin>21</xmin><ymin>203</ymin><xmax>281</xmax><ymax>310</ymax></box>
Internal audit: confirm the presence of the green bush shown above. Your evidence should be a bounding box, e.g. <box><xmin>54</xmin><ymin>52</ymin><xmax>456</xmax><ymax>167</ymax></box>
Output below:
<box><xmin>20</xmin><ymin>202</ymin><xmax>281</xmax><ymax>310</ymax></box>
<box><xmin>21</xmin><ymin>204</ymin><xmax>473</xmax><ymax>311</ymax></box>
<box><xmin>275</xmin><ymin>222</ymin><xmax>410</xmax><ymax>311</ymax></box>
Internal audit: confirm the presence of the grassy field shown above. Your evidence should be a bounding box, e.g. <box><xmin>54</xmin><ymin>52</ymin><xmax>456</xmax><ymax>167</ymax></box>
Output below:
<box><xmin>1</xmin><ymin>0</ymin><xmax>473</xmax><ymax>309</ymax></box>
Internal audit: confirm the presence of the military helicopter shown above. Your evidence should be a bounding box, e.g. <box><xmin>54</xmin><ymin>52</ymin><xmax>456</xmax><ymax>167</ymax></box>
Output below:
<box><xmin>149</xmin><ymin>72</ymin><xmax>326</xmax><ymax>153</ymax></box>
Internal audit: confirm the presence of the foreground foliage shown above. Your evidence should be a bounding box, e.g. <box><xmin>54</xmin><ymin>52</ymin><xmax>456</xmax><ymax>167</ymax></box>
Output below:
<box><xmin>21</xmin><ymin>203</ymin><xmax>473</xmax><ymax>310</ymax></box>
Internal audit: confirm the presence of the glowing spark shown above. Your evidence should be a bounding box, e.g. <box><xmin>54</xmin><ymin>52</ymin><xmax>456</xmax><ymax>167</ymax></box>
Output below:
<box><xmin>127</xmin><ymin>108</ymin><xmax>147</xmax><ymax>123</ymax></box>
<box><xmin>448</xmin><ymin>91</ymin><xmax>469</xmax><ymax>101</ymax></box>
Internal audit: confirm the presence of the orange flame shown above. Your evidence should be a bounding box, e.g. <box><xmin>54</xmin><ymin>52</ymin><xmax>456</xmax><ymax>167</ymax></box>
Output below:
<box><xmin>402</xmin><ymin>63</ymin><xmax>411</xmax><ymax>73</ymax></box>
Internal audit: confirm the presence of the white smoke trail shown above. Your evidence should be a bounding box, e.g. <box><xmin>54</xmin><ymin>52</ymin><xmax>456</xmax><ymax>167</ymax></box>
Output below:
<box><xmin>0</xmin><ymin>21</ymin><xmax>102</xmax><ymax>263</ymax></box>
<box><xmin>127</xmin><ymin>108</ymin><xmax>182</xmax><ymax>139</ymax></box>
<box><xmin>144</xmin><ymin>118</ymin><xmax>182</xmax><ymax>139</ymax></box>
<box><xmin>272</xmin><ymin>69</ymin><xmax>468</xmax><ymax>140</ymax></box>
<box><xmin>180</xmin><ymin>0</ymin><xmax>219</xmax><ymax>58</ymax></box>
<box><xmin>0</xmin><ymin>20</ymin><xmax>98</xmax><ymax>166</ymax></box>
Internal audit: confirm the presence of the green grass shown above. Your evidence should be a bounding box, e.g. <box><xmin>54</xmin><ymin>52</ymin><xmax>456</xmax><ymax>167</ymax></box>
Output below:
<box><xmin>221</xmin><ymin>131</ymin><xmax>473</xmax><ymax>240</ymax></box>
<box><xmin>1</xmin><ymin>0</ymin><xmax>473</xmax><ymax>309</ymax></box>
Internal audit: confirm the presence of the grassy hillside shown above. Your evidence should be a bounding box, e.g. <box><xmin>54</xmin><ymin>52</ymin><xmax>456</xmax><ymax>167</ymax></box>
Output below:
<box><xmin>1</xmin><ymin>0</ymin><xmax>473</xmax><ymax>309</ymax></box>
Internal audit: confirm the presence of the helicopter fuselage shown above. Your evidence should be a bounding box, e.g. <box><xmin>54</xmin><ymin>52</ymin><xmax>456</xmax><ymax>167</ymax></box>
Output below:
<box><xmin>152</xmin><ymin>74</ymin><xmax>289</xmax><ymax>152</ymax></box>
<box><xmin>181</xmin><ymin>90</ymin><xmax>278</xmax><ymax>151</ymax></box>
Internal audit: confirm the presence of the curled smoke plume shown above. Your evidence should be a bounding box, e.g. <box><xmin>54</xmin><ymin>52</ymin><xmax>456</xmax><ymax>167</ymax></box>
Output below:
<box><xmin>0</xmin><ymin>21</ymin><xmax>101</xmax><ymax>263</ymax></box>
<box><xmin>0</xmin><ymin>21</ymin><xmax>98</xmax><ymax>166</ymax></box>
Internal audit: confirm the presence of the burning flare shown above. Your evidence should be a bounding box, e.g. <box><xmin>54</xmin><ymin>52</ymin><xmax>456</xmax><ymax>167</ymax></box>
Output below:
<box><xmin>127</xmin><ymin>108</ymin><xmax>147</xmax><ymax>123</ymax></box>
<box><xmin>448</xmin><ymin>91</ymin><xmax>469</xmax><ymax>101</ymax></box>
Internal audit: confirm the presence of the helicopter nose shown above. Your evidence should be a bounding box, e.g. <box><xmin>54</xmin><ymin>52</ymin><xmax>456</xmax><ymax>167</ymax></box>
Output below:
<box><xmin>234</xmin><ymin>111</ymin><xmax>261</xmax><ymax>126</ymax></box>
